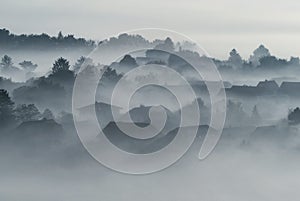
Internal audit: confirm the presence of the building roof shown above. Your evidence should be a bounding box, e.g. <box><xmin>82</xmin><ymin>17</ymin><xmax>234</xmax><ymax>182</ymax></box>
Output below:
<box><xmin>257</xmin><ymin>80</ymin><xmax>279</xmax><ymax>89</ymax></box>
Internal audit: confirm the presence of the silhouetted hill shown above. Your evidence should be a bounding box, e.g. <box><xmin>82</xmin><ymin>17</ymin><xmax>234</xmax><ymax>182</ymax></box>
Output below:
<box><xmin>102</xmin><ymin>121</ymin><xmax>176</xmax><ymax>154</ymax></box>
<box><xmin>101</xmin><ymin>122</ymin><xmax>213</xmax><ymax>154</ymax></box>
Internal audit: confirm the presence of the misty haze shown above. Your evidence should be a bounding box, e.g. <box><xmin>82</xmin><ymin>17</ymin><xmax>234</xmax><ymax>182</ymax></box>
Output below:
<box><xmin>1</xmin><ymin>25</ymin><xmax>300</xmax><ymax>201</ymax></box>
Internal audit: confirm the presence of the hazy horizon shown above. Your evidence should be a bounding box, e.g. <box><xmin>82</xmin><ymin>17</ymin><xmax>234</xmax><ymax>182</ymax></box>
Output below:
<box><xmin>1</xmin><ymin>0</ymin><xmax>300</xmax><ymax>59</ymax></box>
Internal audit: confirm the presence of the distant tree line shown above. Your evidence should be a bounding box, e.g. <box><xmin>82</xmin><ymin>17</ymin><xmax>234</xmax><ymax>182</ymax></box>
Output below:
<box><xmin>0</xmin><ymin>29</ymin><xmax>95</xmax><ymax>50</ymax></box>
<box><xmin>0</xmin><ymin>54</ymin><xmax>37</xmax><ymax>72</ymax></box>
<box><xmin>215</xmin><ymin>45</ymin><xmax>300</xmax><ymax>70</ymax></box>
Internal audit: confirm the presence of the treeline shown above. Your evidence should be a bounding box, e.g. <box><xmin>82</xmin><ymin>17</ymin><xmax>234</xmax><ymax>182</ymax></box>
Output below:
<box><xmin>214</xmin><ymin>45</ymin><xmax>300</xmax><ymax>70</ymax></box>
<box><xmin>0</xmin><ymin>55</ymin><xmax>123</xmax><ymax>132</ymax></box>
<box><xmin>1</xmin><ymin>28</ymin><xmax>299</xmax><ymax>71</ymax></box>
<box><xmin>0</xmin><ymin>89</ymin><xmax>54</xmax><ymax>128</ymax></box>
<box><xmin>0</xmin><ymin>29</ymin><xmax>96</xmax><ymax>50</ymax></box>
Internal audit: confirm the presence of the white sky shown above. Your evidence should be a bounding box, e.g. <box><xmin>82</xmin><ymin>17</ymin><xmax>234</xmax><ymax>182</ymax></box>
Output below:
<box><xmin>1</xmin><ymin>0</ymin><xmax>300</xmax><ymax>59</ymax></box>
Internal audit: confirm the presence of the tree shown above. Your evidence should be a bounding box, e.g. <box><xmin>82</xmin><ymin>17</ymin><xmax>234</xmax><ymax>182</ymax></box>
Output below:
<box><xmin>164</xmin><ymin>37</ymin><xmax>174</xmax><ymax>51</ymax></box>
<box><xmin>288</xmin><ymin>107</ymin><xmax>300</xmax><ymax>124</ymax></box>
<box><xmin>0</xmin><ymin>89</ymin><xmax>14</xmax><ymax>113</ymax></box>
<box><xmin>0</xmin><ymin>55</ymin><xmax>13</xmax><ymax>69</ymax></box>
<box><xmin>42</xmin><ymin>108</ymin><xmax>54</xmax><ymax>120</ymax></box>
<box><xmin>57</xmin><ymin>31</ymin><xmax>63</xmax><ymax>40</ymax></box>
<box><xmin>289</xmin><ymin>57</ymin><xmax>300</xmax><ymax>66</ymax></box>
<box><xmin>258</xmin><ymin>56</ymin><xmax>288</xmax><ymax>68</ymax></box>
<box><xmin>249</xmin><ymin>45</ymin><xmax>271</xmax><ymax>67</ymax></box>
<box><xmin>154</xmin><ymin>37</ymin><xmax>175</xmax><ymax>52</ymax></box>
<box><xmin>100</xmin><ymin>66</ymin><xmax>122</xmax><ymax>83</ymax></box>
<box><xmin>19</xmin><ymin>60</ymin><xmax>38</xmax><ymax>72</ymax></box>
<box><xmin>15</xmin><ymin>104</ymin><xmax>41</xmax><ymax>122</ymax></box>
<box><xmin>73</xmin><ymin>56</ymin><xmax>93</xmax><ymax>73</ymax></box>
<box><xmin>228</xmin><ymin>49</ymin><xmax>243</xmax><ymax>69</ymax></box>
<box><xmin>52</xmin><ymin>57</ymin><xmax>70</xmax><ymax>74</ymax></box>
<box><xmin>0</xmin><ymin>89</ymin><xmax>15</xmax><ymax>126</ymax></box>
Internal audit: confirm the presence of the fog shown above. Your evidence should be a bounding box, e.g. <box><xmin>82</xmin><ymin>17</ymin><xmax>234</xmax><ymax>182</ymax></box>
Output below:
<box><xmin>1</xmin><ymin>31</ymin><xmax>300</xmax><ymax>200</ymax></box>
<box><xmin>1</xmin><ymin>129</ymin><xmax>300</xmax><ymax>201</ymax></box>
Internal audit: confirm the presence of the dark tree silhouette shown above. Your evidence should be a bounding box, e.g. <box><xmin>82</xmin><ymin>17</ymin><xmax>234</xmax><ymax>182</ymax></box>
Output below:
<box><xmin>0</xmin><ymin>55</ymin><xmax>13</xmax><ymax>69</ymax></box>
<box><xmin>52</xmin><ymin>57</ymin><xmax>70</xmax><ymax>74</ymax></box>
<box><xmin>288</xmin><ymin>107</ymin><xmax>300</xmax><ymax>124</ymax></box>
<box><xmin>258</xmin><ymin>56</ymin><xmax>288</xmax><ymax>68</ymax></box>
<box><xmin>0</xmin><ymin>89</ymin><xmax>15</xmax><ymax>126</ymax></box>
<box><xmin>57</xmin><ymin>31</ymin><xmax>63</xmax><ymax>40</ymax></box>
<box><xmin>0</xmin><ymin>28</ymin><xmax>95</xmax><ymax>51</ymax></box>
<box><xmin>100</xmin><ymin>66</ymin><xmax>122</xmax><ymax>84</ymax></box>
<box><xmin>15</xmin><ymin>104</ymin><xmax>41</xmax><ymax>122</ymax></box>
<box><xmin>48</xmin><ymin>58</ymin><xmax>75</xmax><ymax>93</ymax></box>
<box><xmin>0</xmin><ymin>89</ymin><xmax>14</xmax><ymax>113</ymax></box>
